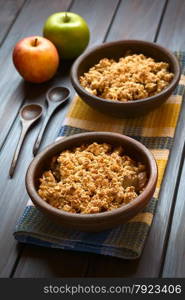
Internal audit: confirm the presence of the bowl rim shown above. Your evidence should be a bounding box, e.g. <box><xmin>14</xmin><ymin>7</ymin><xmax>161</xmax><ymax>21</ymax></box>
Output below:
<box><xmin>26</xmin><ymin>132</ymin><xmax>158</xmax><ymax>222</ymax></box>
<box><xmin>71</xmin><ymin>39</ymin><xmax>181</xmax><ymax>105</ymax></box>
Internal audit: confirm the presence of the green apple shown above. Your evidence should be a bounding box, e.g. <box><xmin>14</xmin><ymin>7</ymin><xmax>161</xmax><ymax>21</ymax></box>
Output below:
<box><xmin>43</xmin><ymin>12</ymin><xmax>90</xmax><ymax>60</ymax></box>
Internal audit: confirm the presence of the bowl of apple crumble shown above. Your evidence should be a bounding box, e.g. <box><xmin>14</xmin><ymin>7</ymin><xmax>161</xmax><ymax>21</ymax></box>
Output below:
<box><xmin>26</xmin><ymin>132</ymin><xmax>158</xmax><ymax>232</ymax></box>
<box><xmin>71</xmin><ymin>40</ymin><xmax>180</xmax><ymax>117</ymax></box>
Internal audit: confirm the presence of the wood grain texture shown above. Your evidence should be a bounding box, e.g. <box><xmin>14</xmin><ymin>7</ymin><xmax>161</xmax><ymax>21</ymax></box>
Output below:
<box><xmin>160</xmin><ymin>1</ymin><xmax>185</xmax><ymax>275</ymax></box>
<box><xmin>69</xmin><ymin>0</ymin><xmax>120</xmax><ymax>46</ymax></box>
<box><xmin>0</xmin><ymin>0</ymin><xmax>25</xmax><ymax>45</ymax></box>
<box><xmin>106</xmin><ymin>0</ymin><xmax>166</xmax><ymax>41</ymax></box>
<box><xmin>162</xmin><ymin>151</ymin><xmax>185</xmax><ymax>277</ymax></box>
<box><xmin>13</xmin><ymin>246</ymin><xmax>90</xmax><ymax>278</ymax></box>
<box><xmin>157</xmin><ymin>0</ymin><xmax>185</xmax><ymax>50</ymax></box>
<box><xmin>156</xmin><ymin>0</ymin><xmax>185</xmax><ymax>277</ymax></box>
<box><xmin>0</xmin><ymin>0</ymin><xmax>119</xmax><ymax>278</ymax></box>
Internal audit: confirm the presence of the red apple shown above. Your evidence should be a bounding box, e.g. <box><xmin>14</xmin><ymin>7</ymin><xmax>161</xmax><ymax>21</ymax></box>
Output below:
<box><xmin>12</xmin><ymin>36</ymin><xmax>59</xmax><ymax>83</ymax></box>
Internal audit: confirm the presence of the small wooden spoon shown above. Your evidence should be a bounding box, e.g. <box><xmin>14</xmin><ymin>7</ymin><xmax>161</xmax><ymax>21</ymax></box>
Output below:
<box><xmin>33</xmin><ymin>86</ymin><xmax>70</xmax><ymax>156</ymax></box>
<box><xmin>9</xmin><ymin>104</ymin><xmax>43</xmax><ymax>178</ymax></box>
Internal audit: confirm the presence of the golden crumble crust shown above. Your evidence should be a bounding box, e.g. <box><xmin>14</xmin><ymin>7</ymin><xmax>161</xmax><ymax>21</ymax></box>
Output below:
<box><xmin>38</xmin><ymin>143</ymin><xmax>148</xmax><ymax>214</ymax></box>
<box><xmin>79</xmin><ymin>54</ymin><xmax>174</xmax><ymax>102</ymax></box>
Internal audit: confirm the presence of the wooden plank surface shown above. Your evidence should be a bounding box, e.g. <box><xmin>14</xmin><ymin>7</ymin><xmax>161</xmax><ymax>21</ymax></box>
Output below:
<box><xmin>1</xmin><ymin>0</ymin><xmax>185</xmax><ymax>278</ymax></box>
<box><xmin>153</xmin><ymin>0</ymin><xmax>185</xmax><ymax>277</ymax></box>
<box><xmin>0</xmin><ymin>0</ymin><xmax>25</xmax><ymax>45</ymax></box>
<box><xmin>160</xmin><ymin>0</ymin><xmax>185</xmax><ymax>274</ymax></box>
<box><xmin>157</xmin><ymin>0</ymin><xmax>185</xmax><ymax>51</ymax></box>
<box><xmin>162</xmin><ymin>151</ymin><xmax>185</xmax><ymax>277</ymax></box>
<box><xmin>107</xmin><ymin>0</ymin><xmax>166</xmax><ymax>41</ymax></box>
<box><xmin>12</xmin><ymin>245</ymin><xmax>90</xmax><ymax>278</ymax></box>
<box><xmin>0</xmin><ymin>0</ymin><xmax>120</xmax><ymax>278</ymax></box>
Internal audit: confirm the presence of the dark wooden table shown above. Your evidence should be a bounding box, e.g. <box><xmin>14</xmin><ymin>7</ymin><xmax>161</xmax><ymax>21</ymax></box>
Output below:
<box><xmin>1</xmin><ymin>0</ymin><xmax>185</xmax><ymax>278</ymax></box>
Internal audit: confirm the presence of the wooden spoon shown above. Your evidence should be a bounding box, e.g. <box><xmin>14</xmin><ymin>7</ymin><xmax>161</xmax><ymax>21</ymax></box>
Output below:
<box><xmin>33</xmin><ymin>86</ymin><xmax>70</xmax><ymax>156</ymax></box>
<box><xmin>9</xmin><ymin>104</ymin><xmax>43</xmax><ymax>178</ymax></box>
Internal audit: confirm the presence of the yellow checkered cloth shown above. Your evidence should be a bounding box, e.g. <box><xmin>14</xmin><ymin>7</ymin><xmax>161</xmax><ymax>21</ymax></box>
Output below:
<box><xmin>14</xmin><ymin>53</ymin><xmax>185</xmax><ymax>259</ymax></box>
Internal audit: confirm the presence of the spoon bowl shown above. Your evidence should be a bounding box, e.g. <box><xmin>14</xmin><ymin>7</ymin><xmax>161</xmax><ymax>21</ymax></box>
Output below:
<box><xmin>9</xmin><ymin>104</ymin><xmax>43</xmax><ymax>178</ymax></box>
<box><xmin>20</xmin><ymin>104</ymin><xmax>43</xmax><ymax>121</ymax></box>
<box><xmin>33</xmin><ymin>86</ymin><xmax>70</xmax><ymax>156</ymax></box>
<box><xmin>46</xmin><ymin>86</ymin><xmax>70</xmax><ymax>103</ymax></box>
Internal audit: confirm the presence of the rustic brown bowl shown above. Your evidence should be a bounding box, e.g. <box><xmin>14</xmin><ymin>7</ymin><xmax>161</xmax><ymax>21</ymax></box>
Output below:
<box><xmin>71</xmin><ymin>40</ymin><xmax>181</xmax><ymax>117</ymax></box>
<box><xmin>26</xmin><ymin>132</ymin><xmax>158</xmax><ymax>232</ymax></box>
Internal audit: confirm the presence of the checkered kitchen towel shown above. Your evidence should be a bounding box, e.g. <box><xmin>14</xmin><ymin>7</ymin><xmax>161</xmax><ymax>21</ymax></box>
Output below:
<box><xmin>14</xmin><ymin>52</ymin><xmax>185</xmax><ymax>259</ymax></box>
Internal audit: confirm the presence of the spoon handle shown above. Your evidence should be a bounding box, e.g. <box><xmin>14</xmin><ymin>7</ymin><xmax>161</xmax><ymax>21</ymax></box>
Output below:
<box><xmin>33</xmin><ymin>109</ymin><xmax>53</xmax><ymax>156</ymax></box>
<box><xmin>9</xmin><ymin>124</ymin><xmax>29</xmax><ymax>178</ymax></box>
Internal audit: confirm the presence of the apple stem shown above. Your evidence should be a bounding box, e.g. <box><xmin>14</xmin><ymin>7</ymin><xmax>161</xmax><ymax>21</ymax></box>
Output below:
<box><xmin>34</xmin><ymin>38</ymin><xmax>38</xmax><ymax>46</ymax></box>
<box><xmin>64</xmin><ymin>12</ymin><xmax>70</xmax><ymax>22</ymax></box>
